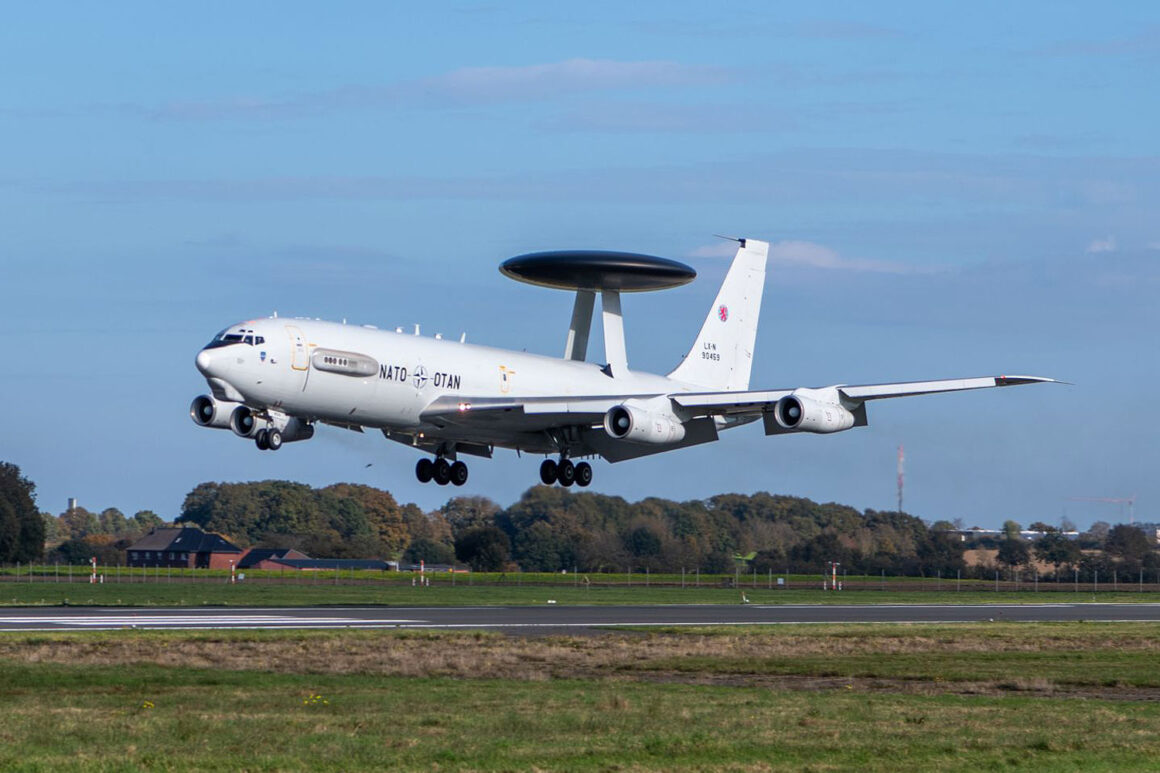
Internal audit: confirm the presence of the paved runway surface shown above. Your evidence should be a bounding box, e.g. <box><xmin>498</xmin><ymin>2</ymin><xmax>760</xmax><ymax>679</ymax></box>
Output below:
<box><xmin>2</xmin><ymin>603</ymin><xmax>1160</xmax><ymax>632</ymax></box>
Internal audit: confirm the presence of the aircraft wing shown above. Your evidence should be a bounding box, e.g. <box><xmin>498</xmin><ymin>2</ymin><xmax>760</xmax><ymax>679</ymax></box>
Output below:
<box><xmin>672</xmin><ymin>375</ymin><xmax>1057</xmax><ymax>416</ymax></box>
<box><xmin>420</xmin><ymin>394</ymin><xmax>646</xmax><ymax>432</ymax></box>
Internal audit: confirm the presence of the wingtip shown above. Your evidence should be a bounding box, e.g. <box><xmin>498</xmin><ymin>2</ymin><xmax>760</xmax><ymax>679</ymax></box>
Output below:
<box><xmin>996</xmin><ymin>375</ymin><xmax>1068</xmax><ymax>386</ymax></box>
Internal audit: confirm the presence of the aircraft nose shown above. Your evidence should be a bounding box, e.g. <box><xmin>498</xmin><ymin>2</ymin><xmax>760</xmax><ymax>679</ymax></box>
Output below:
<box><xmin>196</xmin><ymin>349</ymin><xmax>215</xmax><ymax>376</ymax></box>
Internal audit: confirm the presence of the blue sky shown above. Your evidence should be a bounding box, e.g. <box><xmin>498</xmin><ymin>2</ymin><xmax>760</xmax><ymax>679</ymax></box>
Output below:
<box><xmin>1</xmin><ymin>2</ymin><xmax>1157</xmax><ymax>529</ymax></box>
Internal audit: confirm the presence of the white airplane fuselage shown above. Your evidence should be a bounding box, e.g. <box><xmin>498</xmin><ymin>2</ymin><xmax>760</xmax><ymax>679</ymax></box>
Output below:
<box><xmin>196</xmin><ymin>317</ymin><xmax>705</xmax><ymax>455</ymax></box>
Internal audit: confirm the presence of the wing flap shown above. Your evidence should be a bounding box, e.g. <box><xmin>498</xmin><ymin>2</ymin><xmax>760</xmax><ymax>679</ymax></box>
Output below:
<box><xmin>673</xmin><ymin>375</ymin><xmax>1057</xmax><ymax>417</ymax></box>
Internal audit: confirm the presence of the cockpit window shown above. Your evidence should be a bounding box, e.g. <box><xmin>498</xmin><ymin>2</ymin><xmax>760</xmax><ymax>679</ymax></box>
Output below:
<box><xmin>203</xmin><ymin>331</ymin><xmax>247</xmax><ymax>350</ymax></box>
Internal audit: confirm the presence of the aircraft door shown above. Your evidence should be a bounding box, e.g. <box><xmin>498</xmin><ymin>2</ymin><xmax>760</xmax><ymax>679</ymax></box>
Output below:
<box><xmin>284</xmin><ymin>325</ymin><xmax>310</xmax><ymax>393</ymax></box>
<box><xmin>286</xmin><ymin>325</ymin><xmax>309</xmax><ymax>371</ymax></box>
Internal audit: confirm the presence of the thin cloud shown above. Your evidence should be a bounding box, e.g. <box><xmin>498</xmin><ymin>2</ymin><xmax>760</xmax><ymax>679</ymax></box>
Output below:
<box><xmin>1036</xmin><ymin>26</ymin><xmax>1160</xmax><ymax>58</ymax></box>
<box><xmin>690</xmin><ymin>239</ymin><xmax>930</xmax><ymax>275</ymax></box>
<box><xmin>117</xmin><ymin>59</ymin><xmax>731</xmax><ymax>121</ymax></box>
<box><xmin>1086</xmin><ymin>236</ymin><xmax>1117</xmax><ymax>254</ymax></box>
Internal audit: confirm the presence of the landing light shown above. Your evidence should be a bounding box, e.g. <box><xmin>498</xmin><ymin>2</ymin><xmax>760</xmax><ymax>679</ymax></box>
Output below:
<box><xmin>458</xmin><ymin>402</ymin><xmax>472</xmax><ymax>412</ymax></box>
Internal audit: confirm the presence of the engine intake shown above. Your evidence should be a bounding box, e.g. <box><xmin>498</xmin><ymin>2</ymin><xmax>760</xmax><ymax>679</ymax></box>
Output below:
<box><xmin>773</xmin><ymin>393</ymin><xmax>855</xmax><ymax>434</ymax></box>
<box><xmin>190</xmin><ymin>395</ymin><xmax>237</xmax><ymax>430</ymax></box>
<box><xmin>604</xmin><ymin>404</ymin><xmax>686</xmax><ymax>445</ymax></box>
<box><xmin>230</xmin><ymin>405</ymin><xmax>259</xmax><ymax>438</ymax></box>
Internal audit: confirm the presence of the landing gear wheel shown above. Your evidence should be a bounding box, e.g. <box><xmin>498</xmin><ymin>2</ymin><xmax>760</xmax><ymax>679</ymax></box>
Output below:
<box><xmin>255</xmin><ymin>429</ymin><xmax>270</xmax><ymax>450</ymax></box>
<box><xmin>433</xmin><ymin>458</ymin><xmax>452</xmax><ymax>485</ymax></box>
<box><xmin>450</xmin><ymin>461</ymin><xmax>469</xmax><ymax>486</ymax></box>
<box><xmin>416</xmin><ymin>458</ymin><xmax>434</xmax><ymax>483</ymax></box>
<box><xmin>539</xmin><ymin>459</ymin><xmax>558</xmax><ymax>485</ymax></box>
<box><xmin>558</xmin><ymin>459</ymin><xmax>576</xmax><ymax>487</ymax></box>
<box><xmin>266</xmin><ymin>428</ymin><xmax>283</xmax><ymax>451</ymax></box>
<box><xmin>574</xmin><ymin>461</ymin><xmax>592</xmax><ymax>487</ymax></box>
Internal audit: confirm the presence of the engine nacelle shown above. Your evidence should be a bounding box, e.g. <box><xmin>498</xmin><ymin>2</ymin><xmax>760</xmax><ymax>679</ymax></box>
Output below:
<box><xmin>229</xmin><ymin>405</ymin><xmax>314</xmax><ymax>442</ymax></box>
<box><xmin>773</xmin><ymin>393</ymin><xmax>856</xmax><ymax>434</ymax></box>
<box><xmin>604</xmin><ymin>404</ymin><xmax>687</xmax><ymax>445</ymax></box>
<box><xmin>190</xmin><ymin>395</ymin><xmax>237</xmax><ymax>430</ymax></box>
<box><xmin>230</xmin><ymin>405</ymin><xmax>260</xmax><ymax>438</ymax></box>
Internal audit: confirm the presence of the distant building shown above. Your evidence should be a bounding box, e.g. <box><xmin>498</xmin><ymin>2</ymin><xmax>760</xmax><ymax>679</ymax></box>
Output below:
<box><xmin>126</xmin><ymin>527</ymin><xmax>244</xmax><ymax>569</ymax></box>
<box><xmin>238</xmin><ymin>547</ymin><xmax>396</xmax><ymax>572</ymax></box>
<box><xmin>237</xmin><ymin>548</ymin><xmax>310</xmax><ymax>570</ymax></box>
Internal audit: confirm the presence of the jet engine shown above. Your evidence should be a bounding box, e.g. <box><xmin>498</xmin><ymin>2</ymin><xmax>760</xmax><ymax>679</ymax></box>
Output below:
<box><xmin>604</xmin><ymin>404</ymin><xmax>686</xmax><ymax>444</ymax></box>
<box><xmin>189</xmin><ymin>395</ymin><xmax>237</xmax><ymax>430</ymax></box>
<box><xmin>772</xmin><ymin>392</ymin><xmax>856</xmax><ymax>434</ymax></box>
<box><xmin>230</xmin><ymin>405</ymin><xmax>260</xmax><ymax>438</ymax></box>
<box><xmin>229</xmin><ymin>405</ymin><xmax>314</xmax><ymax>443</ymax></box>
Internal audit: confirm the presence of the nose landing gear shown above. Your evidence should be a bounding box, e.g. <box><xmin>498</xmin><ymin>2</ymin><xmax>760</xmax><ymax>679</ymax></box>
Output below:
<box><xmin>538</xmin><ymin>458</ymin><xmax>592</xmax><ymax>488</ymax></box>
<box><xmin>416</xmin><ymin>456</ymin><xmax>468</xmax><ymax>486</ymax></box>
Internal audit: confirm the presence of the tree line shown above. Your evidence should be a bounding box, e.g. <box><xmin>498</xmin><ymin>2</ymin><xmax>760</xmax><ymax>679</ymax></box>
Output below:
<box><xmin>12</xmin><ymin>461</ymin><xmax>1158</xmax><ymax>578</ymax></box>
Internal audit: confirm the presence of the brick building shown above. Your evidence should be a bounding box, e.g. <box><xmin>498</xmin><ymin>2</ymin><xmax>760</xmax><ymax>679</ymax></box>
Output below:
<box><xmin>126</xmin><ymin>527</ymin><xmax>244</xmax><ymax>569</ymax></box>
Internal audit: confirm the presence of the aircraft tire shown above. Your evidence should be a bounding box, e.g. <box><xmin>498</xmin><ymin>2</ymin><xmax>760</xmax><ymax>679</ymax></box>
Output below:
<box><xmin>558</xmin><ymin>459</ymin><xmax>576</xmax><ymax>487</ymax></box>
<box><xmin>539</xmin><ymin>459</ymin><xmax>558</xmax><ymax>485</ymax></box>
<box><xmin>416</xmin><ymin>458</ymin><xmax>434</xmax><ymax>483</ymax></box>
<box><xmin>266</xmin><ymin>429</ymin><xmax>283</xmax><ymax>451</ymax></box>
<box><xmin>450</xmin><ymin>461</ymin><xmax>468</xmax><ymax>486</ymax></box>
<box><xmin>433</xmin><ymin>458</ymin><xmax>452</xmax><ymax>485</ymax></box>
<box><xmin>575</xmin><ymin>461</ymin><xmax>592</xmax><ymax>487</ymax></box>
<box><xmin>255</xmin><ymin>429</ymin><xmax>270</xmax><ymax>450</ymax></box>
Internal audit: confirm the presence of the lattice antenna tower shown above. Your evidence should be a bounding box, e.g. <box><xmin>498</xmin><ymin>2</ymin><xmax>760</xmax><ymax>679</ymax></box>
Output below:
<box><xmin>897</xmin><ymin>444</ymin><xmax>905</xmax><ymax>516</ymax></box>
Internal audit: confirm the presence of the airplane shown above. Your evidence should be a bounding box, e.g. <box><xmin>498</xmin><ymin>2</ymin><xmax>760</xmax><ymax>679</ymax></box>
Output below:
<box><xmin>191</xmin><ymin>238</ymin><xmax>1055</xmax><ymax>488</ymax></box>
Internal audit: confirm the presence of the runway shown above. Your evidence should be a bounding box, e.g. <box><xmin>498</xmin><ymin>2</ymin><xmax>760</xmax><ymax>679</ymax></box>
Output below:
<box><xmin>2</xmin><ymin>603</ymin><xmax>1160</xmax><ymax>632</ymax></box>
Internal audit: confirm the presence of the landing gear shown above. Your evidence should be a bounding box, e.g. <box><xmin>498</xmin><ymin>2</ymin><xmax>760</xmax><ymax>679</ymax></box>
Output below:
<box><xmin>417</xmin><ymin>456</ymin><xmax>469</xmax><ymax>486</ymax></box>
<box><xmin>557</xmin><ymin>459</ymin><xmax>576</xmax><ymax>487</ymax></box>
<box><xmin>450</xmin><ymin>461</ymin><xmax>469</xmax><ymax>486</ymax></box>
<box><xmin>416</xmin><ymin>458</ymin><xmax>434</xmax><ymax>483</ymax></box>
<box><xmin>539</xmin><ymin>458</ymin><xmax>593</xmax><ymax>487</ymax></box>
<box><xmin>574</xmin><ymin>461</ymin><xmax>592</xmax><ymax>487</ymax></box>
<box><xmin>254</xmin><ymin>427</ymin><xmax>283</xmax><ymax>451</ymax></box>
<box><xmin>539</xmin><ymin>459</ymin><xmax>558</xmax><ymax>485</ymax></box>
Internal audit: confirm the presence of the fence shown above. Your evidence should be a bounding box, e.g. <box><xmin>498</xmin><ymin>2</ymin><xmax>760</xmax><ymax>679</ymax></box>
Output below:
<box><xmin>3</xmin><ymin>563</ymin><xmax>1160</xmax><ymax>593</ymax></box>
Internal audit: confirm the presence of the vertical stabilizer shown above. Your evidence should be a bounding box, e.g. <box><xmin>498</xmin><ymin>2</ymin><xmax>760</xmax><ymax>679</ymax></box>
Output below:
<box><xmin>668</xmin><ymin>238</ymin><xmax>767</xmax><ymax>391</ymax></box>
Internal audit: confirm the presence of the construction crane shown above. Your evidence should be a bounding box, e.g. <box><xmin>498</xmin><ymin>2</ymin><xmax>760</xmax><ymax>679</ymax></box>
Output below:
<box><xmin>1067</xmin><ymin>495</ymin><xmax>1137</xmax><ymax>524</ymax></box>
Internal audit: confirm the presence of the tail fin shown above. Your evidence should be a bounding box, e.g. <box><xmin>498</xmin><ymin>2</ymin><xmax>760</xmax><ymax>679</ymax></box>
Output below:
<box><xmin>668</xmin><ymin>238</ymin><xmax>767</xmax><ymax>391</ymax></box>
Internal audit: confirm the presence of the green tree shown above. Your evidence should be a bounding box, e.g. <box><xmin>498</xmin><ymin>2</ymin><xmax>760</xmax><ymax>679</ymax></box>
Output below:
<box><xmin>442</xmin><ymin>496</ymin><xmax>501</xmax><ymax>536</ymax></box>
<box><xmin>59</xmin><ymin>506</ymin><xmax>100</xmax><ymax>539</ymax></box>
<box><xmin>132</xmin><ymin>510</ymin><xmax>165</xmax><ymax>531</ymax></box>
<box><xmin>1002</xmin><ymin>520</ymin><xmax>1023</xmax><ymax>540</ymax></box>
<box><xmin>403</xmin><ymin>537</ymin><xmax>456</xmax><ymax>565</ymax></box>
<box><xmin>99</xmin><ymin>508</ymin><xmax>128</xmax><ymax>535</ymax></box>
<box><xmin>996</xmin><ymin>538</ymin><xmax>1030</xmax><ymax>570</ymax></box>
<box><xmin>455</xmin><ymin>526</ymin><xmax>510</xmax><ymax>571</ymax></box>
<box><xmin>1034</xmin><ymin>532</ymin><xmax>1081</xmax><ymax>574</ymax></box>
<box><xmin>0</xmin><ymin>463</ymin><xmax>45</xmax><ymax>562</ymax></box>
<box><xmin>1104</xmin><ymin>525</ymin><xmax>1152</xmax><ymax>562</ymax></box>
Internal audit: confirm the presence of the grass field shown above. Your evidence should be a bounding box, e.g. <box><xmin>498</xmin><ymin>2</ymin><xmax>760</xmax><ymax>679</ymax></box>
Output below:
<box><xmin>4</xmin><ymin>577</ymin><xmax>1160</xmax><ymax>607</ymax></box>
<box><xmin>1</xmin><ymin>623</ymin><xmax>1158</xmax><ymax>771</ymax></box>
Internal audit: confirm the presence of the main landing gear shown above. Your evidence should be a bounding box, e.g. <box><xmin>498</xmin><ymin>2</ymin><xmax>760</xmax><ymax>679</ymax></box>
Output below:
<box><xmin>539</xmin><ymin>458</ymin><xmax>592</xmax><ymax>488</ymax></box>
<box><xmin>254</xmin><ymin>428</ymin><xmax>283</xmax><ymax>451</ymax></box>
<box><xmin>416</xmin><ymin>457</ymin><xmax>468</xmax><ymax>486</ymax></box>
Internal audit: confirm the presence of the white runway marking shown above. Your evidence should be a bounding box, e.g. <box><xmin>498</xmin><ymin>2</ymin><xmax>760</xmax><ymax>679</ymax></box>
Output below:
<box><xmin>0</xmin><ymin>615</ymin><xmax>422</xmax><ymax>629</ymax></box>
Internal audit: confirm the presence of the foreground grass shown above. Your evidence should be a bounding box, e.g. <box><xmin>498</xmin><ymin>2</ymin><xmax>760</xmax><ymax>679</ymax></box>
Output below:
<box><xmin>0</xmin><ymin>651</ymin><xmax>1158</xmax><ymax>771</ymax></box>
<box><xmin>1</xmin><ymin>624</ymin><xmax>1160</xmax><ymax>769</ymax></box>
<box><xmin>3</xmin><ymin>580</ymin><xmax>1160</xmax><ymax>607</ymax></box>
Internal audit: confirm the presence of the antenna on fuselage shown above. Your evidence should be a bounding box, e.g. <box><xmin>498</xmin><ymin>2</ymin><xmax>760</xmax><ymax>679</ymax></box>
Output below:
<box><xmin>498</xmin><ymin>249</ymin><xmax>696</xmax><ymax>378</ymax></box>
